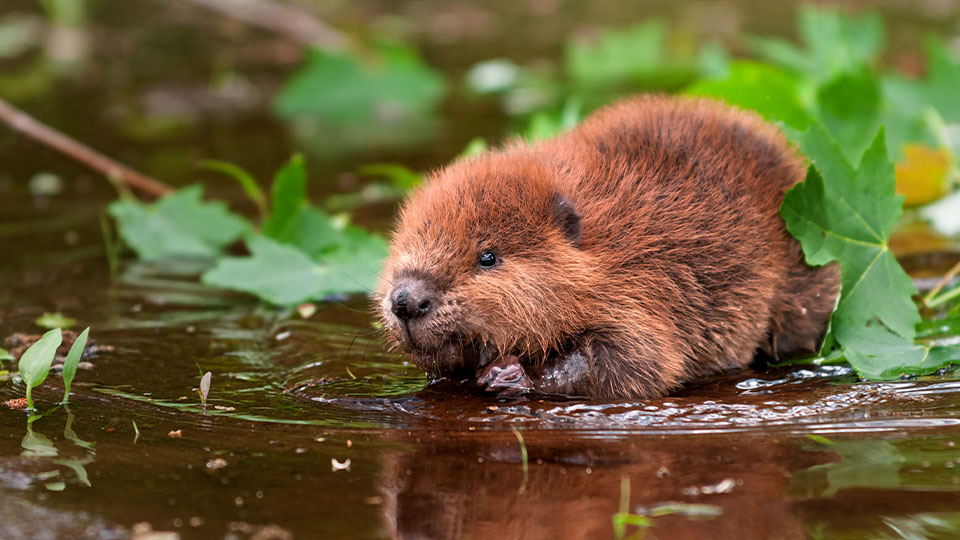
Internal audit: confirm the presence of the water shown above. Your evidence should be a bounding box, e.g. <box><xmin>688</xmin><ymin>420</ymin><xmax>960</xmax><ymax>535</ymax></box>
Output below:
<box><xmin>3</xmin><ymin>1</ymin><xmax>960</xmax><ymax>538</ymax></box>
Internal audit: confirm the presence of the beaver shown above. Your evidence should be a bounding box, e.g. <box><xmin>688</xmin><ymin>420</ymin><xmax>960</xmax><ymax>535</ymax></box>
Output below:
<box><xmin>375</xmin><ymin>95</ymin><xmax>840</xmax><ymax>399</ymax></box>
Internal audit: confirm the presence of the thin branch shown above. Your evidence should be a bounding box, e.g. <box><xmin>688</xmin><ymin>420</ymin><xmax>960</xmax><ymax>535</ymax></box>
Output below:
<box><xmin>0</xmin><ymin>96</ymin><xmax>172</xmax><ymax>197</ymax></box>
<box><xmin>923</xmin><ymin>257</ymin><xmax>960</xmax><ymax>307</ymax></box>
<box><xmin>186</xmin><ymin>0</ymin><xmax>348</xmax><ymax>50</ymax></box>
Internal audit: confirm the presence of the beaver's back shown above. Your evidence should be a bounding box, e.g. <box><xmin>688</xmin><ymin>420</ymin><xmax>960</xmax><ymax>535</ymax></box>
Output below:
<box><xmin>537</xmin><ymin>96</ymin><xmax>827</xmax><ymax>381</ymax></box>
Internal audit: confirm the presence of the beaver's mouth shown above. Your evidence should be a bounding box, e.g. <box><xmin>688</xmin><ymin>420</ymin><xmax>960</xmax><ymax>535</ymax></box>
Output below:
<box><xmin>404</xmin><ymin>332</ymin><xmax>500</xmax><ymax>379</ymax></box>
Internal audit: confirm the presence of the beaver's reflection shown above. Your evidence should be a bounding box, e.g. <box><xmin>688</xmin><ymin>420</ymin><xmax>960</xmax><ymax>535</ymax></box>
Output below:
<box><xmin>377</xmin><ymin>431</ymin><xmax>822</xmax><ymax>540</ymax></box>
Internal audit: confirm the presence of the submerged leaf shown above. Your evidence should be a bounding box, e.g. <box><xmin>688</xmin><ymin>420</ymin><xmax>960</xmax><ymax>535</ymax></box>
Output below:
<box><xmin>109</xmin><ymin>185</ymin><xmax>249</xmax><ymax>260</ymax></box>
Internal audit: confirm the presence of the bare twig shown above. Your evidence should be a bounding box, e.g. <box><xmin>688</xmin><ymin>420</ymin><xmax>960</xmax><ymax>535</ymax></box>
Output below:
<box><xmin>0</xmin><ymin>96</ymin><xmax>172</xmax><ymax>197</ymax></box>
<box><xmin>187</xmin><ymin>0</ymin><xmax>348</xmax><ymax>50</ymax></box>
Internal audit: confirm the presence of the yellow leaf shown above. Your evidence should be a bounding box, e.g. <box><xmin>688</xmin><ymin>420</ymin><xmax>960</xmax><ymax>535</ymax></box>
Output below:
<box><xmin>895</xmin><ymin>144</ymin><xmax>951</xmax><ymax>207</ymax></box>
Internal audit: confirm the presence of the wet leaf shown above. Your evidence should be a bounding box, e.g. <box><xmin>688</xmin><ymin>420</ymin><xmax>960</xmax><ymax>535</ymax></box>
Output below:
<box><xmin>783</xmin><ymin>126</ymin><xmax>919</xmax><ymax>348</ymax></box>
<box><xmin>895</xmin><ymin>144</ymin><xmax>952</xmax><ymax>207</ymax></box>
<box><xmin>275</xmin><ymin>44</ymin><xmax>445</xmax><ymax>123</ymax></box>
<box><xmin>109</xmin><ymin>185</ymin><xmax>249</xmax><ymax>260</ymax></box>
<box><xmin>843</xmin><ymin>324</ymin><xmax>960</xmax><ymax>379</ymax></box>
<box><xmin>60</xmin><ymin>326</ymin><xmax>88</xmax><ymax>404</ymax></box>
<box><xmin>35</xmin><ymin>312</ymin><xmax>76</xmax><ymax>329</ymax></box>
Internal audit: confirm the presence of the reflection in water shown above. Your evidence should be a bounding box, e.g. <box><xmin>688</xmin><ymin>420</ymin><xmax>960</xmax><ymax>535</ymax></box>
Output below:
<box><xmin>20</xmin><ymin>408</ymin><xmax>95</xmax><ymax>491</ymax></box>
<box><xmin>375</xmin><ymin>432</ymin><xmax>814</xmax><ymax>539</ymax></box>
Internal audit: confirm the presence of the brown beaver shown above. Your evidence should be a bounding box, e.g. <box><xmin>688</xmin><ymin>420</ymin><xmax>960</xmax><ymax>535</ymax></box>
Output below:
<box><xmin>375</xmin><ymin>95</ymin><xmax>840</xmax><ymax>399</ymax></box>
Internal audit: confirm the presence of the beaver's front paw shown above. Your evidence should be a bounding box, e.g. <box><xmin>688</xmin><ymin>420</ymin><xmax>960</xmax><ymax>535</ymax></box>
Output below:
<box><xmin>476</xmin><ymin>354</ymin><xmax>534</xmax><ymax>396</ymax></box>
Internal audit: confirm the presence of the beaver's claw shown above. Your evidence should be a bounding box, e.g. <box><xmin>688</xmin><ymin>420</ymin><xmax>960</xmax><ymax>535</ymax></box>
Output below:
<box><xmin>476</xmin><ymin>354</ymin><xmax>534</xmax><ymax>396</ymax></box>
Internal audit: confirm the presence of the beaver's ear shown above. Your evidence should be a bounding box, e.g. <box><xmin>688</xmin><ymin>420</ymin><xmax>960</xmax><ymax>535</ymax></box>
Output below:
<box><xmin>551</xmin><ymin>194</ymin><xmax>582</xmax><ymax>247</ymax></box>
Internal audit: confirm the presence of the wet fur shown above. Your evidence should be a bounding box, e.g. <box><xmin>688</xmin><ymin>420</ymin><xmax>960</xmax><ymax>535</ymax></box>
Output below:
<box><xmin>376</xmin><ymin>95</ymin><xmax>840</xmax><ymax>399</ymax></box>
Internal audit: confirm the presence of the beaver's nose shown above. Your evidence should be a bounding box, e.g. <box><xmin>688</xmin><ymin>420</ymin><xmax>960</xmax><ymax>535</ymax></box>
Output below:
<box><xmin>390</xmin><ymin>280</ymin><xmax>435</xmax><ymax>321</ymax></box>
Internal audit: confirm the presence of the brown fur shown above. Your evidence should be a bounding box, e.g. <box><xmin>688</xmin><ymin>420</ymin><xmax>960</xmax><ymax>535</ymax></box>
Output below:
<box><xmin>375</xmin><ymin>95</ymin><xmax>840</xmax><ymax>399</ymax></box>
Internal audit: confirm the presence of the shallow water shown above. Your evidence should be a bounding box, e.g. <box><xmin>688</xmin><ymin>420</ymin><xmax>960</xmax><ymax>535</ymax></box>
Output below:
<box><xmin>4</xmin><ymin>1</ymin><xmax>960</xmax><ymax>539</ymax></box>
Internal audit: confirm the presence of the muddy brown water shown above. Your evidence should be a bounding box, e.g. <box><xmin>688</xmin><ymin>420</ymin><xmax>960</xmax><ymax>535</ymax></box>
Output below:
<box><xmin>4</xmin><ymin>1</ymin><xmax>960</xmax><ymax>539</ymax></box>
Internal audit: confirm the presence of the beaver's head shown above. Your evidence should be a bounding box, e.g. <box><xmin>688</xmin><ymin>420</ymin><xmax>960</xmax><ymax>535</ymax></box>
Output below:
<box><xmin>376</xmin><ymin>148</ymin><xmax>595</xmax><ymax>380</ymax></box>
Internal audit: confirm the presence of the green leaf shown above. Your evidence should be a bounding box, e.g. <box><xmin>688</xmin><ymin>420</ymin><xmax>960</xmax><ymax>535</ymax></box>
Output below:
<box><xmin>198</xmin><ymin>160</ymin><xmax>267</xmax><ymax>219</ymax></box>
<box><xmin>883</xmin><ymin>36</ymin><xmax>960</xmax><ymax>140</ymax></box>
<box><xmin>686</xmin><ymin>61</ymin><xmax>812</xmax><ymax>131</ymax></box>
<box><xmin>314</xmin><ymin>227</ymin><xmax>389</xmax><ymax>295</ymax></box>
<box><xmin>260</xmin><ymin>155</ymin><xmax>345</xmax><ymax>256</ymax></box>
<box><xmin>35</xmin><ymin>312</ymin><xmax>76</xmax><ymax>330</ymax></box>
<box><xmin>357</xmin><ymin>164</ymin><xmax>423</xmax><ymax>190</ymax></box>
<box><xmin>202</xmin><ymin>235</ymin><xmax>324</xmax><ymax>305</ymax></box>
<box><xmin>0</xmin><ymin>348</ymin><xmax>13</xmax><ymax>363</ymax></box>
<box><xmin>108</xmin><ymin>185</ymin><xmax>249</xmax><ymax>260</ymax></box>
<box><xmin>263</xmin><ymin>154</ymin><xmax>307</xmax><ymax>237</ymax></box>
<box><xmin>842</xmin><ymin>324</ymin><xmax>960</xmax><ymax>380</ymax></box>
<box><xmin>781</xmin><ymin>126</ymin><xmax>919</xmax><ymax>348</ymax></box>
<box><xmin>566</xmin><ymin>20</ymin><xmax>668</xmax><ymax>87</ymax></box>
<box><xmin>523</xmin><ymin>97</ymin><xmax>583</xmax><ymax>141</ymax></box>
<box><xmin>61</xmin><ymin>326</ymin><xmax>89</xmax><ymax>404</ymax></box>
<box><xmin>18</xmin><ymin>328</ymin><xmax>62</xmax><ymax>409</ymax></box>
<box><xmin>201</xmin><ymin>233</ymin><xmax>387</xmax><ymax>305</ymax></box>
<box><xmin>814</xmin><ymin>69</ymin><xmax>881</xmax><ymax>164</ymax></box>
<box><xmin>749</xmin><ymin>6</ymin><xmax>884</xmax><ymax>80</ymax></box>
<box><xmin>274</xmin><ymin>44</ymin><xmax>445</xmax><ymax>123</ymax></box>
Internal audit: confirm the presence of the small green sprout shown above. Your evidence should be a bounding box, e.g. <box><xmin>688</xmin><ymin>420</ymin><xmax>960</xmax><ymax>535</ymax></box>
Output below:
<box><xmin>60</xmin><ymin>327</ymin><xmax>89</xmax><ymax>404</ymax></box>
<box><xmin>199</xmin><ymin>371</ymin><xmax>211</xmax><ymax>406</ymax></box>
<box><xmin>17</xmin><ymin>328</ymin><xmax>62</xmax><ymax>411</ymax></box>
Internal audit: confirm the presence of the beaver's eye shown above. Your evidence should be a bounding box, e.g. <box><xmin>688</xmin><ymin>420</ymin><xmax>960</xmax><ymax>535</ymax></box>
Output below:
<box><xmin>478</xmin><ymin>250</ymin><xmax>498</xmax><ymax>269</ymax></box>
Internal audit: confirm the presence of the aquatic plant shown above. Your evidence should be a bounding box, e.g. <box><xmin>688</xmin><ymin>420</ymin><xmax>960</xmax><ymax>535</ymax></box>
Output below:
<box><xmin>17</xmin><ymin>328</ymin><xmax>62</xmax><ymax>411</ymax></box>
<box><xmin>60</xmin><ymin>327</ymin><xmax>88</xmax><ymax>404</ymax></box>
<box><xmin>14</xmin><ymin>327</ymin><xmax>90</xmax><ymax>410</ymax></box>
